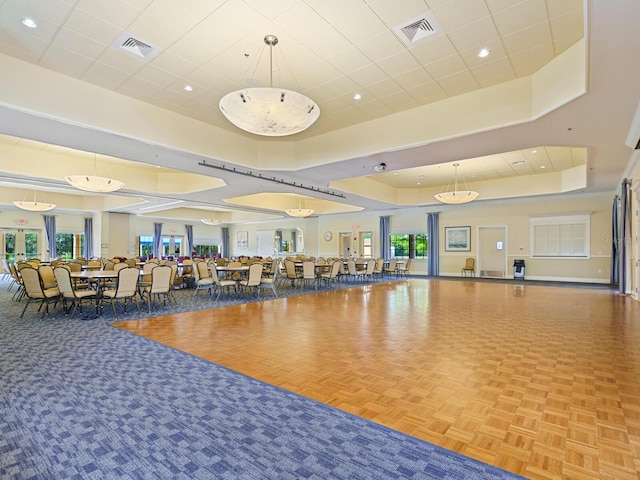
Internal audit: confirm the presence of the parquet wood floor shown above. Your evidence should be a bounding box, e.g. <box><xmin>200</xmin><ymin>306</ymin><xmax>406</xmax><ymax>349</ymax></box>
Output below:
<box><xmin>114</xmin><ymin>279</ymin><xmax>640</xmax><ymax>479</ymax></box>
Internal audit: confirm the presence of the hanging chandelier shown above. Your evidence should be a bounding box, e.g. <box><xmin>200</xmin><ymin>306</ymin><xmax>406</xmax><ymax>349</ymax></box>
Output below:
<box><xmin>201</xmin><ymin>219</ymin><xmax>222</xmax><ymax>225</ymax></box>
<box><xmin>434</xmin><ymin>163</ymin><xmax>479</xmax><ymax>205</ymax></box>
<box><xmin>219</xmin><ymin>35</ymin><xmax>320</xmax><ymax>137</ymax></box>
<box><xmin>285</xmin><ymin>197</ymin><xmax>314</xmax><ymax>217</ymax></box>
<box><xmin>65</xmin><ymin>154</ymin><xmax>125</xmax><ymax>193</ymax></box>
<box><xmin>13</xmin><ymin>186</ymin><xmax>56</xmax><ymax>211</ymax></box>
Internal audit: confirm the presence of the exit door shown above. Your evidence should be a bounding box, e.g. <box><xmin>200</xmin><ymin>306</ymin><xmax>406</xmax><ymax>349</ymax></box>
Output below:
<box><xmin>478</xmin><ymin>226</ymin><xmax>507</xmax><ymax>277</ymax></box>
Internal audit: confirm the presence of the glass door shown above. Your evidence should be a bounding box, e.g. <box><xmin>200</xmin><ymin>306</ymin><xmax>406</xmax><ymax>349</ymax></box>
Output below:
<box><xmin>3</xmin><ymin>229</ymin><xmax>40</xmax><ymax>262</ymax></box>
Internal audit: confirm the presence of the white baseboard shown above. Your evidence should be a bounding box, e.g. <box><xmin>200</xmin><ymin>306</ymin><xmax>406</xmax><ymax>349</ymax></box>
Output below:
<box><xmin>438</xmin><ymin>272</ymin><xmax>610</xmax><ymax>284</ymax></box>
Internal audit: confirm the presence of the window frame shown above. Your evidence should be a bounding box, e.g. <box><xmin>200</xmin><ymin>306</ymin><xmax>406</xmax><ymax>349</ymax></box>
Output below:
<box><xmin>530</xmin><ymin>214</ymin><xmax>590</xmax><ymax>258</ymax></box>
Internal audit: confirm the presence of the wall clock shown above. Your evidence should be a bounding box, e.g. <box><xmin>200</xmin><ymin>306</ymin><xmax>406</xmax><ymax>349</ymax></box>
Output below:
<box><xmin>324</xmin><ymin>231</ymin><xmax>332</xmax><ymax>241</ymax></box>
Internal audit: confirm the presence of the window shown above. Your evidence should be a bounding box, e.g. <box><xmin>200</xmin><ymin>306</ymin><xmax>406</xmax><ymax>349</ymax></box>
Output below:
<box><xmin>139</xmin><ymin>235</ymin><xmax>154</xmax><ymax>257</ymax></box>
<box><xmin>530</xmin><ymin>214</ymin><xmax>590</xmax><ymax>258</ymax></box>
<box><xmin>193</xmin><ymin>243</ymin><xmax>219</xmax><ymax>258</ymax></box>
<box><xmin>390</xmin><ymin>233</ymin><xmax>427</xmax><ymax>259</ymax></box>
<box><xmin>361</xmin><ymin>231</ymin><xmax>373</xmax><ymax>257</ymax></box>
<box><xmin>56</xmin><ymin>233</ymin><xmax>83</xmax><ymax>259</ymax></box>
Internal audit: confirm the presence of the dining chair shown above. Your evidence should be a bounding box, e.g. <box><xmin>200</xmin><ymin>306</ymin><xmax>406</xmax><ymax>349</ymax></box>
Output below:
<box><xmin>20</xmin><ymin>267</ymin><xmax>60</xmax><ymax>319</ymax></box>
<box><xmin>362</xmin><ymin>259</ymin><xmax>376</xmax><ymax>282</ymax></box>
<box><xmin>346</xmin><ymin>259</ymin><xmax>359</xmax><ymax>282</ymax></box>
<box><xmin>101</xmin><ymin>267</ymin><xmax>140</xmax><ymax>319</ymax></box>
<box><xmin>238</xmin><ymin>263</ymin><xmax>264</xmax><ymax>298</ymax></box>
<box><xmin>38</xmin><ymin>265</ymin><xmax>57</xmax><ymax>291</ymax></box>
<box><xmin>383</xmin><ymin>259</ymin><xmax>398</xmax><ymax>277</ymax></box>
<box><xmin>192</xmin><ymin>261</ymin><xmax>214</xmax><ymax>298</ymax></box>
<box><xmin>140</xmin><ymin>265</ymin><xmax>175</xmax><ymax>313</ymax></box>
<box><xmin>373</xmin><ymin>258</ymin><xmax>384</xmax><ymax>277</ymax></box>
<box><xmin>318</xmin><ymin>260</ymin><xmax>341</xmax><ymax>289</ymax></box>
<box><xmin>397</xmin><ymin>258</ymin><xmax>412</xmax><ymax>277</ymax></box>
<box><xmin>462</xmin><ymin>258</ymin><xmax>475</xmax><ymax>277</ymax></box>
<box><xmin>283</xmin><ymin>260</ymin><xmax>302</xmax><ymax>287</ymax></box>
<box><xmin>301</xmin><ymin>260</ymin><xmax>318</xmax><ymax>289</ymax></box>
<box><xmin>54</xmin><ymin>266</ymin><xmax>98</xmax><ymax>318</ymax></box>
<box><xmin>260</xmin><ymin>259</ymin><xmax>279</xmax><ymax>298</ymax></box>
<box><xmin>210</xmin><ymin>265</ymin><xmax>237</xmax><ymax>301</ymax></box>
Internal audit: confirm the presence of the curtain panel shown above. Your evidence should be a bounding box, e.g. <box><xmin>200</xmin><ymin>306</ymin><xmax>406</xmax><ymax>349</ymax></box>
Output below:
<box><xmin>83</xmin><ymin>217</ymin><xmax>93</xmax><ymax>259</ymax></box>
<box><xmin>42</xmin><ymin>215</ymin><xmax>56</xmax><ymax>259</ymax></box>
<box><xmin>427</xmin><ymin>213</ymin><xmax>439</xmax><ymax>276</ymax></box>
<box><xmin>379</xmin><ymin>216</ymin><xmax>390</xmax><ymax>260</ymax></box>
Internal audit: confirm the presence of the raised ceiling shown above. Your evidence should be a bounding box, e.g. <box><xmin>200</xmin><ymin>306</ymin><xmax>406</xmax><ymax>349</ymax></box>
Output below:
<box><xmin>0</xmin><ymin>0</ymin><xmax>638</xmax><ymax>222</ymax></box>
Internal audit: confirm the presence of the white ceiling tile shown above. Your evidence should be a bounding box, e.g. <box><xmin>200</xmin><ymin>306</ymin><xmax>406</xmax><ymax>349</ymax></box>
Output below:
<box><xmin>356</xmin><ymin>31</ymin><xmax>406</xmax><ymax>63</ymax></box>
<box><xmin>458</xmin><ymin>39</ymin><xmax>508</xmax><ymax>68</ymax></box>
<box><xmin>0</xmin><ymin>26</ymin><xmax>49</xmax><ymax>58</ymax></box>
<box><xmin>40</xmin><ymin>45</ymin><xmax>94</xmax><ymax>76</ymax></box>
<box><xmin>51</xmin><ymin>28</ymin><xmax>108</xmax><ymax>59</ymax></box>
<box><xmin>117</xmin><ymin>76</ymin><xmax>165</xmax><ymax>99</ymax></box>
<box><xmin>348</xmin><ymin>63</ymin><xmax>390</xmax><ymax>87</ymax></box>
<box><xmin>447</xmin><ymin>16</ymin><xmax>500</xmax><ymax>52</ymax></box>
<box><xmin>151</xmin><ymin>51</ymin><xmax>197</xmax><ymax>78</ymax></box>
<box><xmin>319</xmin><ymin>75</ymin><xmax>361</xmax><ymax>97</ymax></box>
<box><xmin>492</xmin><ymin>0</ymin><xmax>547</xmax><ymax>37</ymax></box>
<box><xmin>64</xmin><ymin>9</ymin><xmax>123</xmax><ymax>45</ymax></box>
<box><xmin>379</xmin><ymin>90</ymin><xmax>420</xmax><ymax>112</ymax></box>
<box><xmin>126</xmin><ymin>14</ymin><xmax>184</xmax><ymax>49</ymax></box>
<box><xmin>438</xmin><ymin>69</ymin><xmax>479</xmax><ymax>96</ymax></box>
<box><xmin>393</xmin><ymin>68</ymin><xmax>433</xmax><ymax>90</ymax></box>
<box><xmin>430</xmin><ymin>0</ymin><xmax>491</xmax><ymax>31</ymax></box>
<box><xmin>424</xmin><ymin>54</ymin><xmax>468</xmax><ymax>79</ymax></box>
<box><xmin>81</xmin><ymin>63</ymin><xmax>130</xmax><ymax>89</ymax></box>
<box><xmin>553</xmin><ymin>33</ymin><xmax>583</xmax><ymax>55</ymax></box>
<box><xmin>409</xmin><ymin>35</ymin><xmax>457</xmax><ymax>64</ymax></box>
<box><xmin>355</xmin><ymin>99</ymin><xmax>395</xmax><ymax>117</ymax></box>
<box><xmin>485</xmin><ymin>0</ymin><xmax>525</xmax><ymax>14</ymax></box>
<box><xmin>549</xmin><ymin>9</ymin><xmax>584</xmax><ymax>42</ymax></box>
<box><xmin>547</xmin><ymin>0</ymin><xmax>583</xmax><ymax>18</ymax></box>
<box><xmin>406</xmin><ymin>81</ymin><xmax>447</xmax><ymax>103</ymax></box>
<box><xmin>327</xmin><ymin>47</ymin><xmax>372</xmax><ymax>74</ymax></box>
<box><xmin>364</xmin><ymin>0</ymin><xmax>433</xmax><ymax>27</ymax></box>
<box><xmin>377</xmin><ymin>50</ymin><xmax>422</xmax><ymax>77</ymax></box>
<box><xmin>0</xmin><ymin>0</ymin><xmax>76</xmax><ymax>27</ymax></box>
<box><xmin>509</xmin><ymin>42</ymin><xmax>553</xmax><ymax>76</ymax></box>
<box><xmin>76</xmin><ymin>0</ymin><xmax>145</xmax><ymax>30</ymax></box>
<box><xmin>313</xmin><ymin>5</ymin><xmax>388</xmax><ymax>45</ymax></box>
<box><xmin>501</xmin><ymin>21</ymin><xmax>552</xmax><ymax>55</ymax></box>
<box><xmin>364</xmin><ymin>78</ymin><xmax>403</xmax><ymax>97</ymax></box>
<box><xmin>135</xmin><ymin>64</ymin><xmax>181</xmax><ymax>88</ymax></box>
<box><xmin>470</xmin><ymin>56</ymin><xmax>514</xmax><ymax>85</ymax></box>
<box><xmin>98</xmin><ymin>45</ymin><xmax>147</xmax><ymax>74</ymax></box>
<box><xmin>244</xmin><ymin>0</ymin><xmax>301</xmax><ymax>20</ymax></box>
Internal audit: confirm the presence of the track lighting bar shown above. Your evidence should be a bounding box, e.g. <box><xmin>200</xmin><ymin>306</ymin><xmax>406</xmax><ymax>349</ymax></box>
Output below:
<box><xmin>198</xmin><ymin>161</ymin><xmax>345</xmax><ymax>198</ymax></box>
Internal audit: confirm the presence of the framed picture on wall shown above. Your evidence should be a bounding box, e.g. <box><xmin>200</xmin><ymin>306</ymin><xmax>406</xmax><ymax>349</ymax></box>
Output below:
<box><xmin>445</xmin><ymin>226</ymin><xmax>471</xmax><ymax>251</ymax></box>
<box><xmin>237</xmin><ymin>231</ymin><xmax>248</xmax><ymax>248</ymax></box>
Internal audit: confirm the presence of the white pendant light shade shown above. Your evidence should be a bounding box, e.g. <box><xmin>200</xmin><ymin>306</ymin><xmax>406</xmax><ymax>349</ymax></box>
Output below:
<box><xmin>201</xmin><ymin>219</ymin><xmax>222</xmax><ymax>225</ymax></box>
<box><xmin>13</xmin><ymin>200</ymin><xmax>56</xmax><ymax>212</ymax></box>
<box><xmin>434</xmin><ymin>163</ymin><xmax>479</xmax><ymax>205</ymax></box>
<box><xmin>65</xmin><ymin>175</ymin><xmax>125</xmax><ymax>193</ymax></box>
<box><xmin>285</xmin><ymin>208</ymin><xmax>314</xmax><ymax>218</ymax></box>
<box><xmin>434</xmin><ymin>190</ymin><xmax>479</xmax><ymax>204</ymax></box>
<box><xmin>13</xmin><ymin>186</ymin><xmax>56</xmax><ymax>211</ymax></box>
<box><xmin>220</xmin><ymin>87</ymin><xmax>319</xmax><ymax>136</ymax></box>
<box><xmin>219</xmin><ymin>35</ymin><xmax>319</xmax><ymax>137</ymax></box>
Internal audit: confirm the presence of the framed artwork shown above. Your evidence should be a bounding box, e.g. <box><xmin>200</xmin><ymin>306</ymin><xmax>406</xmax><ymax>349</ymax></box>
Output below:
<box><xmin>445</xmin><ymin>226</ymin><xmax>471</xmax><ymax>252</ymax></box>
<box><xmin>237</xmin><ymin>231</ymin><xmax>248</xmax><ymax>248</ymax></box>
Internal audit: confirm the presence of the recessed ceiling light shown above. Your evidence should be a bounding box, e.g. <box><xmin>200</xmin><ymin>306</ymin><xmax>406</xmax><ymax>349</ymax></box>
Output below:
<box><xmin>21</xmin><ymin>17</ymin><xmax>37</xmax><ymax>28</ymax></box>
<box><xmin>184</xmin><ymin>85</ymin><xmax>193</xmax><ymax>92</ymax></box>
<box><xmin>478</xmin><ymin>48</ymin><xmax>490</xmax><ymax>58</ymax></box>
<box><xmin>416</xmin><ymin>182</ymin><xmax>421</xmax><ymax>185</ymax></box>
<box><xmin>512</xmin><ymin>160</ymin><xmax>526</xmax><ymax>165</ymax></box>
<box><xmin>353</xmin><ymin>93</ymin><xmax>362</xmax><ymax>100</ymax></box>
<box><xmin>540</xmin><ymin>165</ymin><xmax>546</xmax><ymax>169</ymax></box>
<box><xmin>531</xmin><ymin>149</ymin><xmax>538</xmax><ymax>154</ymax></box>
<box><xmin>416</xmin><ymin>175</ymin><xmax>425</xmax><ymax>179</ymax></box>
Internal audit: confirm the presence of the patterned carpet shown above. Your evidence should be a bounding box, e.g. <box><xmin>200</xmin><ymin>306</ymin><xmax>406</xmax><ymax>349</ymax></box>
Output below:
<box><xmin>0</xmin><ymin>275</ymin><xmax>525</xmax><ymax>479</ymax></box>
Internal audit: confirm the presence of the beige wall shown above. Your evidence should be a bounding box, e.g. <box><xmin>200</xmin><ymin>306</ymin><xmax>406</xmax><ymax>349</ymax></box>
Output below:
<box><xmin>0</xmin><ymin>192</ymin><xmax>613</xmax><ymax>284</ymax></box>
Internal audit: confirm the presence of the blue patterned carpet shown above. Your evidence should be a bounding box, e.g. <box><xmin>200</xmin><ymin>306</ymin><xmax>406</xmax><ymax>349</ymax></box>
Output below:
<box><xmin>1</xmin><ymin>278</ymin><xmax>525</xmax><ymax>479</ymax></box>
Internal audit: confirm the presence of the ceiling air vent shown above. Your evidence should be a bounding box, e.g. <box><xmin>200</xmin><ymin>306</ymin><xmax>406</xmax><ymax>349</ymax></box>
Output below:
<box><xmin>393</xmin><ymin>11</ymin><xmax>444</xmax><ymax>47</ymax></box>
<box><xmin>112</xmin><ymin>32</ymin><xmax>162</xmax><ymax>61</ymax></box>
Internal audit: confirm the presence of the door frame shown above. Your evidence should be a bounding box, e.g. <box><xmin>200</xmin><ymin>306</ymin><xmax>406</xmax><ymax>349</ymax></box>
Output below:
<box><xmin>478</xmin><ymin>225</ymin><xmax>508</xmax><ymax>278</ymax></box>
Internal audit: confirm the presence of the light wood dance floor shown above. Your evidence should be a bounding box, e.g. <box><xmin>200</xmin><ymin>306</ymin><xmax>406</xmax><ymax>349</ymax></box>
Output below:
<box><xmin>114</xmin><ymin>279</ymin><xmax>640</xmax><ymax>480</ymax></box>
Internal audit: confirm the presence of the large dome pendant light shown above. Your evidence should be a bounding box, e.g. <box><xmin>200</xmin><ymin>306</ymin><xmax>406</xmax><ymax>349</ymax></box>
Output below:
<box><xmin>219</xmin><ymin>35</ymin><xmax>320</xmax><ymax>137</ymax></box>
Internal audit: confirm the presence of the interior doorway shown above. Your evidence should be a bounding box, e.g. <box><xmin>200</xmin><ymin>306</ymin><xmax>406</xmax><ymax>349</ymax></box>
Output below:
<box><xmin>478</xmin><ymin>226</ymin><xmax>507</xmax><ymax>278</ymax></box>
<box><xmin>340</xmin><ymin>233</ymin><xmax>352</xmax><ymax>257</ymax></box>
<box><xmin>3</xmin><ymin>229</ymin><xmax>40</xmax><ymax>262</ymax></box>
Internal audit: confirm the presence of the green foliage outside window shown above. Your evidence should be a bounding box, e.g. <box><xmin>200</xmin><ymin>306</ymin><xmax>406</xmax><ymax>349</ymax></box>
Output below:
<box><xmin>390</xmin><ymin>233</ymin><xmax>427</xmax><ymax>259</ymax></box>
